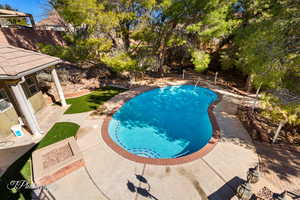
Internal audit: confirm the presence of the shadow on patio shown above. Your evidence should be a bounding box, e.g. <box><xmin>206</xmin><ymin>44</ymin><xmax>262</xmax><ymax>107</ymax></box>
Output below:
<box><xmin>208</xmin><ymin>176</ymin><xmax>245</xmax><ymax>200</ymax></box>
<box><xmin>126</xmin><ymin>174</ymin><xmax>159</xmax><ymax>200</ymax></box>
<box><xmin>0</xmin><ymin>144</ymin><xmax>35</xmax><ymax>200</ymax></box>
<box><xmin>255</xmin><ymin>142</ymin><xmax>300</xmax><ymax>192</ymax></box>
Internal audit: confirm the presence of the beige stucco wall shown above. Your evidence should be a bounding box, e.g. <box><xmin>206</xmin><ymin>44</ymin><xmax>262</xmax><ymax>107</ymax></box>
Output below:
<box><xmin>0</xmin><ymin>106</ymin><xmax>19</xmax><ymax>138</ymax></box>
<box><xmin>0</xmin><ymin>81</ymin><xmax>19</xmax><ymax>138</ymax></box>
<box><xmin>28</xmin><ymin>91</ymin><xmax>45</xmax><ymax>113</ymax></box>
<box><xmin>0</xmin><ymin>76</ymin><xmax>46</xmax><ymax>137</ymax></box>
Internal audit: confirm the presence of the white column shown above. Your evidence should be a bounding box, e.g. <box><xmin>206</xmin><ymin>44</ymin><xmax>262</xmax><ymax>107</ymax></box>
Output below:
<box><xmin>51</xmin><ymin>68</ymin><xmax>67</xmax><ymax>107</ymax></box>
<box><xmin>10</xmin><ymin>82</ymin><xmax>41</xmax><ymax>136</ymax></box>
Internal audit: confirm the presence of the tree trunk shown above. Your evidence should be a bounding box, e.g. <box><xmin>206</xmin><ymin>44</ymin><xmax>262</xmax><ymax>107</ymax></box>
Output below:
<box><xmin>123</xmin><ymin>31</ymin><xmax>130</xmax><ymax>51</ymax></box>
<box><xmin>157</xmin><ymin>22</ymin><xmax>177</xmax><ymax>77</ymax></box>
<box><xmin>245</xmin><ymin>74</ymin><xmax>254</xmax><ymax>92</ymax></box>
<box><xmin>272</xmin><ymin>120</ymin><xmax>286</xmax><ymax>143</ymax></box>
<box><xmin>108</xmin><ymin>33</ymin><xmax>118</xmax><ymax>48</ymax></box>
<box><xmin>158</xmin><ymin>48</ymin><xmax>166</xmax><ymax>77</ymax></box>
<box><xmin>121</xmin><ymin>23</ymin><xmax>130</xmax><ymax>51</ymax></box>
<box><xmin>157</xmin><ymin>36</ymin><xmax>167</xmax><ymax>77</ymax></box>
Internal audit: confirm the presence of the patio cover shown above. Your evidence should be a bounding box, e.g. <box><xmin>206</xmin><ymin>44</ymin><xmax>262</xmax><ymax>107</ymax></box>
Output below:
<box><xmin>0</xmin><ymin>44</ymin><xmax>62</xmax><ymax>79</ymax></box>
<box><xmin>0</xmin><ymin>9</ymin><xmax>29</xmax><ymax>17</ymax></box>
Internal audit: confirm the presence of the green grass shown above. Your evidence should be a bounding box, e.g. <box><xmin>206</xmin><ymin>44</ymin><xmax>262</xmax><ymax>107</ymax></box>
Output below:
<box><xmin>36</xmin><ymin>122</ymin><xmax>80</xmax><ymax>149</ymax></box>
<box><xmin>64</xmin><ymin>86</ymin><xmax>126</xmax><ymax>114</ymax></box>
<box><xmin>0</xmin><ymin>122</ymin><xmax>80</xmax><ymax>200</ymax></box>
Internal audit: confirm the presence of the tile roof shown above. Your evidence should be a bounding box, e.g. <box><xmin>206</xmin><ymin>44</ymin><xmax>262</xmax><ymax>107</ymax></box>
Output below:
<box><xmin>0</xmin><ymin>44</ymin><xmax>61</xmax><ymax>77</ymax></box>
<box><xmin>36</xmin><ymin>10</ymin><xmax>66</xmax><ymax>26</ymax></box>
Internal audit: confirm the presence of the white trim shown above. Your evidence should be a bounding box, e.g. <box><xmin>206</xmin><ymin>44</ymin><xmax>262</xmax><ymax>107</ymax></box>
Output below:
<box><xmin>10</xmin><ymin>82</ymin><xmax>42</xmax><ymax>136</ymax></box>
<box><xmin>51</xmin><ymin>68</ymin><xmax>67</xmax><ymax>107</ymax></box>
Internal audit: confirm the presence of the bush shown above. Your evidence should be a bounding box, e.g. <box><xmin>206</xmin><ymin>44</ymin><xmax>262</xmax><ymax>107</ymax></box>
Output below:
<box><xmin>261</xmin><ymin>93</ymin><xmax>300</xmax><ymax>126</ymax></box>
<box><xmin>190</xmin><ymin>50</ymin><xmax>210</xmax><ymax>72</ymax></box>
<box><xmin>102</xmin><ymin>52</ymin><xmax>138</xmax><ymax>72</ymax></box>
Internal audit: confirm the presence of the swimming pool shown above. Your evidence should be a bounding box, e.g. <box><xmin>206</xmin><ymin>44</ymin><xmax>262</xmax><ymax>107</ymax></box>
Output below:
<box><xmin>104</xmin><ymin>85</ymin><xmax>219</xmax><ymax>162</ymax></box>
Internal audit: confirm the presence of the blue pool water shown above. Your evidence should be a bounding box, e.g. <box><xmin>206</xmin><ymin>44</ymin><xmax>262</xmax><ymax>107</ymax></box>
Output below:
<box><xmin>108</xmin><ymin>85</ymin><xmax>218</xmax><ymax>159</ymax></box>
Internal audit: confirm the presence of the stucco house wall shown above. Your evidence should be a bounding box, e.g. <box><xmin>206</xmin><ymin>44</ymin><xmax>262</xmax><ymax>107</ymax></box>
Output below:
<box><xmin>0</xmin><ymin>75</ymin><xmax>46</xmax><ymax>137</ymax></box>
<box><xmin>28</xmin><ymin>91</ymin><xmax>45</xmax><ymax>113</ymax></box>
<box><xmin>21</xmin><ymin>74</ymin><xmax>46</xmax><ymax>113</ymax></box>
<box><xmin>0</xmin><ymin>106</ymin><xmax>19</xmax><ymax>138</ymax></box>
<box><xmin>0</xmin><ymin>82</ymin><xmax>19</xmax><ymax>138</ymax></box>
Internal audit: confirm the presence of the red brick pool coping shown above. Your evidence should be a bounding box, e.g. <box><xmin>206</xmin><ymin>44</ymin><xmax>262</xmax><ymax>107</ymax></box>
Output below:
<box><xmin>101</xmin><ymin>84</ymin><xmax>222</xmax><ymax>165</ymax></box>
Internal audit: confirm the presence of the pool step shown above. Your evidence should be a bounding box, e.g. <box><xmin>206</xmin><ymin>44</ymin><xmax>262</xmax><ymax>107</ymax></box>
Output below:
<box><xmin>113</xmin><ymin>121</ymin><xmax>161</xmax><ymax>158</ymax></box>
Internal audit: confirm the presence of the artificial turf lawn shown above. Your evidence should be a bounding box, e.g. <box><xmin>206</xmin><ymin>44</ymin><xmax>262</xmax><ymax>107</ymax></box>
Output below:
<box><xmin>0</xmin><ymin>86</ymin><xmax>124</xmax><ymax>199</ymax></box>
<box><xmin>64</xmin><ymin>86</ymin><xmax>126</xmax><ymax>114</ymax></box>
<box><xmin>36</xmin><ymin>122</ymin><xmax>80</xmax><ymax>149</ymax></box>
<box><xmin>0</xmin><ymin>122</ymin><xmax>80</xmax><ymax>200</ymax></box>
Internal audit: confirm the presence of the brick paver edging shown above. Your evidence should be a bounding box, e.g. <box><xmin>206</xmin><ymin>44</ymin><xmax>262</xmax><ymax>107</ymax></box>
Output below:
<box><xmin>101</xmin><ymin>84</ymin><xmax>222</xmax><ymax>165</ymax></box>
<box><xmin>37</xmin><ymin>159</ymin><xmax>85</xmax><ymax>186</ymax></box>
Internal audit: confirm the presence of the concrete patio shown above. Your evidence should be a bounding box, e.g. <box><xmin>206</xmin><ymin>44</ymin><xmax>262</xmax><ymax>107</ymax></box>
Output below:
<box><xmin>0</xmin><ymin>93</ymin><xmax>91</xmax><ymax>176</ymax></box>
<box><xmin>45</xmin><ymin>80</ymin><xmax>260</xmax><ymax>200</ymax></box>
<box><xmin>0</xmin><ymin>105</ymin><xmax>67</xmax><ymax>176</ymax></box>
<box><xmin>3</xmin><ymin>77</ymin><xmax>297</xmax><ymax>200</ymax></box>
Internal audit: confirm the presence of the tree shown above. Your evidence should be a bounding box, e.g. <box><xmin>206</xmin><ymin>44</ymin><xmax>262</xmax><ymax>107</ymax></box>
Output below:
<box><xmin>49</xmin><ymin>0</ymin><xmax>241</xmax><ymax>73</ymax></box>
<box><xmin>46</xmin><ymin>0</ymin><xmax>298</xmax><ymax>83</ymax></box>
<box><xmin>139</xmin><ymin>0</ymin><xmax>240</xmax><ymax>75</ymax></box>
<box><xmin>0</xmin><ymin>4</ymin><xmax>14</xmax><ymax>10</ymax></box>
<box><xmin>46</xmin><ymin>0</ymin><xmax>157</xmax><ymax>75</ymax></box>
<box><xmin>230</xmin><ymin>0</ymin><xmax>300</xmax><ymax>92</ymax></box>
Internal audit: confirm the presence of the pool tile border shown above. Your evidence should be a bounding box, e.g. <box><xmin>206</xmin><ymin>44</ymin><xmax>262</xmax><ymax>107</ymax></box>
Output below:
<box><xmin>101</xmin><ymin>84</ymin><xmax>222</xmax><ymax>165</ymax></box>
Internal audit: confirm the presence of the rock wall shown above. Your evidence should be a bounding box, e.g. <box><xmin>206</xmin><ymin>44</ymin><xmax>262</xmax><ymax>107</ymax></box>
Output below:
<box><xmin>0</xmin><ymin>28</ymin><xmax>65</xmax><ymax>50</ymax></box>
